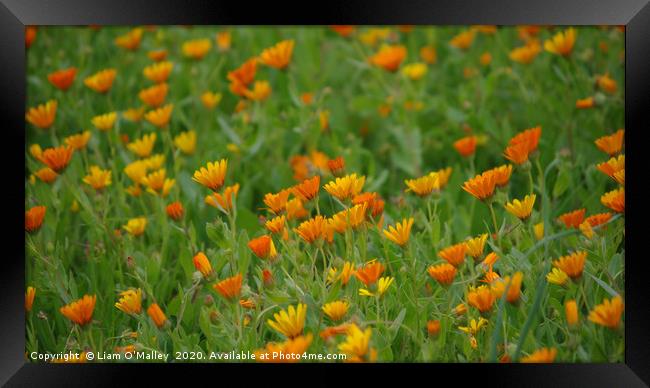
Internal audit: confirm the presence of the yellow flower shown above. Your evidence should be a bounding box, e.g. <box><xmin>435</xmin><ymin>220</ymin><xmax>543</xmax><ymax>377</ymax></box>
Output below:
<box><xmin>383</xmin><ymin>217</ymin><xmax>414</xmax><ymax>247</ymax></box>
<box><xmin>124</xmin><ymin>160</ymin><xmax>148</xmax><ymax>184</ymax></box>
<box><xmin>359</xmin><ymin>276</ymin><xmax>394</xmax><ymax>298</ymax></box>
<box><xmin>84</xmin><ymin>69</ymin><xmax>117</xmax><ymax>93</ymax></box>
<box><xmin>369</xmin><ymin>44</ymin><xmax>407</xmax><ymax>72</ymax></box>
<box><xmin>267</xmin><ymin>303</ymin><xmax>307</xmax><ymax>339</ymax></box>
<box><xmin>143</xmin><ymin>61</ymin><xmax>173</xmax><ymax>83</ymax></box>
<box><xmin>601</xmin><ymin>187</ymin><xmax>624</xmax><ymax>213</ymax></box>
<box><xmin>324</xmin><ymin>173</ymin><xmax>365</xmax><ymax>201</ymax></box>
<box><xmin>565</xmin><ymin>299</ymin><xmax>579</xmax><ymax>327</ymax></box>
<box><xmin>60</xmin><ymin>294</ymin><xmax>96</xmax><ymax>326</ymax></box>
<box><xmin>338</xmin><ymin>324</ymin><xmax>376</xmax><ymax>363</ymax></box>
<box><xmin>504</xmin><ymin>194</ymin><xmax>536</xmax><ymax>220</ymax></box>
<box><xmin>182</xmin><ymin>38</ymin><xmax>211</xmax><ymax>60</ymax></box>
<box><xmin>64</xmin><ymin>130</ymin><xmax>91</xmax><ymax>150</ymax></box>
<box><xmin>458</xmin><ymin>317</ymin><xmax>488</xmax><ymax>336</ymax></box>
<box><xmin>319</xmin><ymin>110</ymin><xmax>330</xmax><ymax>131</ymax></box>
<box><xmin>546</xmin><ymin>268</ymin><xmax>569</xmax><ymax>286</ymax></box>
<box><xmin>205</xmin><ymin>183</ymin><xmax>240</xmax><ymax>213</ymax></box>
<box><xmin>123</xmin><ymin>217</ymin><xmax>147</xmax><ymax>236</ymax></box>
<box><xmin>244</xmin><ymin>80</ymin><xmax>272</xmax><ymax>101</ymax></box>
<box><xmin>329</xmin><ymin>203</ymin><xmax>367</xmax><ymax>233</ymax></box>
<box><xmin>115</xmin><ymin>289</ymin><xmax>142</xmax><ymax>315</ymax></box>
<box><xmin>193</xmin><ymin>159</ymin><xmax>228</xmax><ymax>191</ymax></box>
<box><xmin>26</xmin><ymin>100</ymin><xmax>57</xmax><ymax>129</ymax></box>
<box><xmin>264</xmin><ymin>189</ymin><xmax>291</xmax><ymax>214</ymax></box>
<box><xmin>553</xmin><ymin>251</ymin><xmax>587</xmax><ymax>279</ymax></box>
<box><xmin>588</xmin><ymin>296</ymin><xmax>624</xmax><ymax>329</ymax></box>
<box><xmin>596</xmin><ymin>155</ymin><xmax>624</xmax><ymax>184</ymax></box>
<box><xmin>521</xmin><ymin>347</ymin><xmax>557</xmax><ymax>363</ymax></box>
<box><xmin>82</xmin><ymin>165</ymin><xmax>112</xmax><ymax>191</ymax></box>
<box><xmin>265</xmin><ymin>215</ymin><xmax>286</xmax><ymax>235</ymax></box>
<box><xmin>430</xmin><ymin>167</ymin><xmax>453</xmax><ymax>189</ymax></box>
<box><xmin>404</xmin><ymin>174</ymin><xmax>439</xmax><ymax>197</ymax></box>
<box><xmin>201</xmin><ymin>91</ymin><xmax>222</xmax><ymax>109</ymax></box>
<box><xmin>173</xmin><ymin>130</ymin><xmax>197</xmax><ymax>155</ymax></box>
<box><xmin>465</xmin><ymin>234</ymin><xmax>488</xmax><ymax>259</ymax></box>
<box><xmin>115</xmin><ymin>28</ymin><xmax>143</xmax><ymax>50</ymax></box>
<box><xmin>141</xmin><ymin>169</ymin><xmax>175</xmax><ymax>197</ymax></box>
<box><xmin>92</xmin><ymin>112</ymin><xmax>117</xmax><ymax>131</ymax></box>
<box><xmin>138</xmin><ymin>83</ymin><xmax>168</xmax><ymax>108</ymax></box>
<box><xmin>533</xmin><ymin>222</ymin><xmax>544</xmax><ymax>240</ymax></box>
<box><xmin>359</xmin><ymin>28</ymin><xmax>390</xmax><ymax>46</ymax></box>
<box><xmin>127</xmin><ymin>133</ymin><xmax>156</xmax><ymax>158</ymax></box>
<box><xmin>544</xmin><ymin>27</ymin><xmax>576</xmax><ymax>56</ymax></box>
<box><xmin>401</xmin><ymin>62</ymin><xmax>427</xmax><ymax>80</ymax></box>
<box><xmin>259</xmin><ymin>40</ymin><xmax>295</xmax><ymax>69</ymax></box>
<box><xmin>145</xmin><ymin>104</ymin><xmax>173</xmax><ymax>128</ymax></box>
<box><xmin>579</xmin><ymin>220</ymin><xmax>594</xmax><ymax>239</ymax></box>
<box><xmin>322</xmin><ymin>301</ymin><xmax>349</xmax><ymax>321</ymax></box>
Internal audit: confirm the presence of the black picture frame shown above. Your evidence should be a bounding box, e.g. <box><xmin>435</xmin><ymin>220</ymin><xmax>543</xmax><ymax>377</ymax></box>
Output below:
<box><xmin>3</xmin><ymin>0</ymin><xmax>649</xmax><ymax>386</ymax></box>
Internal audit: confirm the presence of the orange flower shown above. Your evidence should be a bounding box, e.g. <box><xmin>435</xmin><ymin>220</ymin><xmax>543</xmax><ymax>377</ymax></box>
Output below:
<box><xmin>213</xmin><ymin>274</ymin><xmax>243</xmax><ymax>300</ymax></box>
<box><xmin>147</xmin><ymin>303</ymin><xmax>168</xmax><ymax>328</ymax></box>
<box><xmin>148</xmin><ymin>49</ymin><xmax>168</xmax><ymax>61</ymax></box>
<box><xmin>216</xmin><ymin>31</ymin><xmax>231</xmax><ymax>51</ymax></box>
<box><xmin>166</xmin><ymin>201</ymin><xmax>184</xmax><ymax>220</ymax></box>
<box><xmin>427</xmin><ymin>320</ymin><xmax>441</xmax><ymax>336</ymax></box>
<box><xmin>248</xmin><ymin>235</ymin><xmax>278</xmax><ymax>260</ymax></box>
<box><xmin>84</xmin><ymin>69</ymin><xmax>117</xmax><ymax>93</ymax></box>
<box><xmin>139</xmin><ymin>83</ymin><xmax>168</xmax><ymax>108</ymax></box>
<box><xmin>292</xmin><ymin>176</ymin><xmax>321</xmax><ymax>202</ymax></box>
<box><xmin>553</xmin><ymin>251</ymin><xmax>587</xmax><ymax>279</ymax></box>
<box><xmin>259</xmin><ymin>40</ymin><xmax>295</xmax><ymax>69</ymax></box>
<box><xmin>450</xmin><ymin>30</ymin><xmax>475</xmax><ymax>50</ymax></box>
<box><xmin>467</xmin><ymin>286</ymin><xmax>496</xmax><ymax>313</ymax></box>
<box><xmin>294</xmin><ymin>216</ymin><xmax>329</xmax><ymax>244</ymax></box>
<box><xmin>48</xmin><ymin>68</ymin><xmax>77</xmax><ymax>90</ymax></box>
<box><xmin>227</xmin><ymin>58</ymin><xmax>257</xmax><ymax>96</ymax></box>
<box><xmin>588</xmin><ymin>296</ymin><xmax>624</xmax><ymax>329</ymax></box>
<box><xmin>244</xmin><ymin>80</ymin><xmax>272</xmax><ymax>101</ymax></box>
<box><xmin>427</xmin><ymin>263</ymin><xmax>457</xmax><ymax>286</ymax></box>
<box><xmin>193</xmin><ymin>159</ymin><xmax>228</xmax><ymax>192</ymax></box>
<box><xmin>329</xmin><ymin>204</ymin><xmax>367</xmax><ymax>234</ymax></box>
<box><xmin>40</xmin><ymin>145</ymin><xmax>74</xmax><ymax>172</ymax></box>
<box><xmin>596</xmin><ymin>73</ymin><xmax>617</xmax><ymax>94</ymax></box>
<box><xmin>369</xmin><ymin>44</ymin><xmax>407</xmax><ymax>72</ymax></box>
<box><xmin>557</xmin><ymin>208</ymin><xmax>586</xmax><ymax>228</ymax></box>
<box><xmin>26</xmin><ymin>100</ymin><xmax>57</xmax><ymax>129</ymax></box>
<box><xmin>601</xmin><ymin>188</ymin><xmax>624</xmax><ymax>213</ymax></box>
<box><xmin>482</xmin><ymin>252</ymin><xmax>499</xmax><ymax>268</ymax></box>
<box><xmin>584</xmin><ymin>212</ymin><xmax>613</xmax><ymax>228</ymax></box>
<box><xmin>521</xmin><ymin>347</ymin><xmax>557</xmax><ymax>363</ymax></box>
<box><xmin>576</xmin><ymin>96</ymin><xmax>595</xmax><ymax>109</ymax></box>
<box><xmin>544</xmin><ymin>27</ymin><xmax>576</xmax><ymax>56</ymax></box>
<box><xmin>595</xmin><ymin>129</ymin><xmax>624</xmax><ymax>156</ymax></box>
<box><xmin>596</xmin><ymin>155</ymin><xmax>624</xmax><ymax>182</ymax></box>
<box><xmin>503</xmin><ymin>142</ymin><xmax>530</xmax><ymax>165</ymax></box>
<box><xmin>565</xmin><ymin>299</ymin><xmax>579</xmax><ymax>326</ymax></box>
<box><xmin>25</xmin><ymin>286</ymin><xmax>36</xmax><ymax>312</ymax></box>
<box><xmin>354</xmin><ymin>260</ymin><xmax>385</xmax><ymax>286</ymax></box>
<box><xmin>264</xmin><ymin>189</ymin><xmax>291</xmax><ymax>214</ymax></box>
<box><xmin>115</xmin><ymin>28</ymin><xmax>143</xmax><ymax>50</ymax></box>
<box><xmin>491</xmin><ymin>272</ymin><xmax>524</xmax><ymax>304</ymax></box>
<box><xmin>480</xmin><ymin>52</ymin><xmax>492</xmax><ymax>66</ymax></box>
<box><xmin>489</xmin><ymin>164</ymin><xmax>513</xmax><ymax>187</ymax></box>
<box><xmin>509</xmin><ymin>40</ymin><xmax>542</xmax><ymax>64</ymax></box>
<box><xmin>123</xmin><ymin>107</ymin><xmax>146</xmax><ymax>122</ymax></box>
<box><xmin>144</xmin><ymin>61</ymin><xmax>173</xmax><ymax>83</ymax></box>
<box><xmin>509</xmin><ymin>126</ymin><xmax>541</xmax><ymax>153</ymax></box>
<box><xmin>353</xmin><ymin>192</ymin><xmax>385</xmax><ymax>219</ymax></box>
<box><xmin>438</xmin><ymin>242</ymin><xmax>467</xmax><ymax>267</ymax></box>
<box><xmin>182</xmin><ymin>39</ymin><xmax>211</xmax><ymax>60</ymax></box>
<box><xmin>145</xmin><ymin>104</ymin><xmax>173</xmax><ymax>128</ymax></box>
<box><xmin>34</xmin><ymin>167</ymin><xmax>58</xmax><ymax>184</ymax></box>
<box><xmin>25</xmin><ymin>205</ymin><xmax>46</xmax><ymax>233</ymax></box>
<box><xmin>327</xmin><ymin>156</ymin><xmax>345</xmax><ymax>177</ymax></box>
<box><xmin>64</xmin><ymin>130</ymin><xmax>91</xmax><ymax>150</ymax></box>
<box><xmin>462</xmin><ymin>170</ymin><xmax>496</xmax><ymax>201</ymax></box>
<box><xmin>60</xmin><ymin>294</ymin><xmax>96</xmax><ymax>326</ymax></box>
<box><xmin>330</xmin><ymin>25</ymin><xmax>355</xmax><ymax>37</ymax></box>
<box><xmin>26</xmin><ymin>26</ymin><xmax>37</xmax><ymax>48</ymax></box>
<box><xmin>265</xmin><ymin>215</ymin><xmax>286</xmax><ymax>235</ymax></box>
<box><xmin>205</xmin><ymin>183</ymin><xmax>240</xmax><ymax>213</ymax></box>
<box><xmin>453</xmin><ymin>136</ymin><xmax>477</xmax><ymax>157</ymax></box>
<box><xmin>262</xmin><ymin>269</ymin><xmax>274</xmax><ymax>286</ymax></box>
<box><xmin>192</xmin><ymin>252</ymin><xmax>213</xmax><ymax>278</ymax></box>
<box><xmin>419</xmin><ymin>45</ymin><xmax>437</xmax><ymax>64</ymax></box>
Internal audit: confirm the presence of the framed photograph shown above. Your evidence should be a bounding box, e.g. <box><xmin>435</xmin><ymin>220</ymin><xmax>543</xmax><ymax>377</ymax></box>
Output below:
<box><xmin>3</xmin><ymin>0</ymin><xmax>649</xmax><ymax>385</ymax></box>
